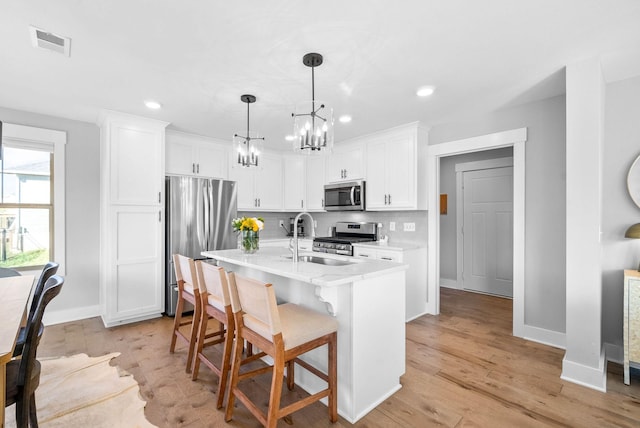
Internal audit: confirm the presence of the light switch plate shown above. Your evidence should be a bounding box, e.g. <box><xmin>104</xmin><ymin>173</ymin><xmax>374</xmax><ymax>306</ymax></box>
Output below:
<box><xmin>389</xmin><ymin>222</ymin><xmax>396</xmax><ymax>231</ymax></box>
<box><xmin>404</xmin><ymin>222</ymin><xmax>416</xmax><ymax>232</ymax></box>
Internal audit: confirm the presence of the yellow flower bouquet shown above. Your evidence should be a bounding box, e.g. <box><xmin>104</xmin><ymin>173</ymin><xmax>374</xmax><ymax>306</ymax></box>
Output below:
<box><xmin>232</xmin><ymin>217</ymin><xmax>264</xmax><ymax>253</ymax></box>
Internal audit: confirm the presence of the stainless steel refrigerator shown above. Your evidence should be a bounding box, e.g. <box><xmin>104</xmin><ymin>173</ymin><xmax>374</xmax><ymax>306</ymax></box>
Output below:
<box><xmin>165</xmin><ymin>176</ymin><xmax>237</xmax><ymax>315</ymax></box>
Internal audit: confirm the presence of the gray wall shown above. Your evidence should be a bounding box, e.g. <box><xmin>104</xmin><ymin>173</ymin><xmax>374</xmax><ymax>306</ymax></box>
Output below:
<box><xmin>0</xmin><ymin>107</ymin><xmax>101</xmax><ymax>314</ymax></box>
<box><xmin>439</xmin><ymin>147</ymin><xmax>513</xmax><ymax>281</ymax></box>
<box><xmin>429</xmin><ymin>95</ymin><xmax>567</xmax><ymax>333</ymax></box>
<box><xmin>602</xmin><ymin>74</ymin><xmax>640</xmax><ymax>349</ymax></box>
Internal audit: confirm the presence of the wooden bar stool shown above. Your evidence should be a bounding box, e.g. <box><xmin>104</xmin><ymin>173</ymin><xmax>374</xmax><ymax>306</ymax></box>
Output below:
<box><xmin>191</xmin><ymin>261</ymin><xmax>234</xmax><ymax>409</ymax></box>
<box><xmin>169</xmin><ymin>254</ymin><xmax>202</xmax><ymax>373</ymax></box>
<box><xmin>225</xmin><ymin>272</ymin><xmax>338</xmax><ymax>428</ymax></box>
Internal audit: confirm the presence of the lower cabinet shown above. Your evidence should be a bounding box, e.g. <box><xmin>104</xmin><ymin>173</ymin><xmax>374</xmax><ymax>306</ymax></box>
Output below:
<box><xmin>624</xmin><ymin>270</ymin><xmax>640</xmax><ymax>385</ymax></box>
<box><xmin>353</xmin><ymin>244</ymin><xmax>428</xmax><ymax>322</ymax></box>
<box><xmin>103</xmin><ymin>206</ymin><xmax>164</xmax><ymax>326</ymax></box>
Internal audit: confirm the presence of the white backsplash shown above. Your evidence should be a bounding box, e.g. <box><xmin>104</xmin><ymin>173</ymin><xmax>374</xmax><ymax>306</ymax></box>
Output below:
<box><xmin>239</xmin><ymin>210</ymin><xmax>428</xmax><ymax>247</ymax></box>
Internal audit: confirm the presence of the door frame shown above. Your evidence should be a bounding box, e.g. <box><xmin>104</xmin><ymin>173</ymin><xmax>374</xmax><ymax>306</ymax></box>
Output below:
<box><xmin>456</xmin><ymin>157</ymin><xmax>514</xmax><ymax>291</ymax></box>
<box><xmin>427</xmin><ymin>128</ymin><xmax>527</xmax><ymax>338</ymax></box>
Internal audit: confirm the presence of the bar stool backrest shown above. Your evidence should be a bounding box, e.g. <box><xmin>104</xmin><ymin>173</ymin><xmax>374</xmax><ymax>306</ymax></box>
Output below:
<box><xmin>173</xmin><ymin>254</ymin><xmax>197</xmax><ymax>295</ymax></box>
<box><xmin>195</xmin><ymin>262</ymin><xmax>230</xmax><ymax>310</ymax></box>
<box><xmin>227</xmin><ymin>272</ymin><xmax>282</xmax><ymax>339</ymax></box>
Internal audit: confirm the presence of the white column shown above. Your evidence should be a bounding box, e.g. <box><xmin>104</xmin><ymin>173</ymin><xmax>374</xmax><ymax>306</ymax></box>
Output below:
<box><xmin>562</xmin><ymin>57</ymin><xmax>606</xmax><ymax>391</ymax></box>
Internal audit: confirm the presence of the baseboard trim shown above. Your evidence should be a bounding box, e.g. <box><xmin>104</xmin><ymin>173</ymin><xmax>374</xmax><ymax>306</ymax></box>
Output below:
<box><xmin>561</xmin><ymin>348</ymin><xmax>607</xmax><ymax>392</ymax></box>
<box><xmin>522</xmin><ymin>324</ymin><xmax>566</xmax><ymax>349</ymax></box>
<box><xmin>440</xmin><ymin>278</ymin><xmax>459</xmax><ymax>289</ymax></box>
<box><xmin>43</xmin><ymin>304</ymin><xmax>101</xmax><ymax>326</ymax></box>
<box><xmin>605</xmin><ymin>342</ymin><xmax>623</xmax><ymax>365</ymax></box>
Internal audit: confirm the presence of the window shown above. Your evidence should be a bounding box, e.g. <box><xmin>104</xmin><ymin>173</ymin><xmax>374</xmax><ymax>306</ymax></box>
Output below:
<box><xmin>0</xmin><ymin>147</ymin><xmax>53</xmax><ymax>269</ymax></box>
<box><xmin>0</xmin><ymin>123</ymin><xmax>65</xmax><ymax>273</ymax></box>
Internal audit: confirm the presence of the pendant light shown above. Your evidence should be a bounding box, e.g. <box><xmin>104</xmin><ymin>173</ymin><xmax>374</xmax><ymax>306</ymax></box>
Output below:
<box><xmin>292</xmin><ymin>53</ymin><xmax>334</xmax><ymax>154</ymax></box>
<box><xmin>234</xmin><ymin>94</ymin><xmax>264</xmax><ymax>167</ymax></box>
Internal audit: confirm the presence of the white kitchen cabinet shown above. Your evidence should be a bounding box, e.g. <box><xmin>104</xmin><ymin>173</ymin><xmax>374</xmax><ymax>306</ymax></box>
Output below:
<box><xmin>166</xmin><ymin>130</ymin><xmax>228</xmax><ymax>179</ymax></box>
<box><xmin>306</xmin><ymin>156</ymin><xmax>326</xmax><ymax>211</ymax></box>
<box><xmin>230</xmin><ymin>152</ymin><xmax>283</xmax><ymax>211</ymax></box>
<box><xmin>365</xmin><ymin>123</ymin><xmax>428</xmax><ymax>211</ymax></box>
<box><xmin>353</xmin><ymin>243</ymin><xmax>428</xmax><ymax>321</ymax></box>
<box><xmin>98</xmin><ymin>110</ymin><xmax>168</xmax><ymax>327</ymax></box>
<box><xmin>325</xmin><ymin>143</ymin><xmax>364</xmax><ymax>183</ymax></box>
<box><xmin>283</xmin><ymin>155</ymin><xmax>306</xmax><ymax>211</ymax></box>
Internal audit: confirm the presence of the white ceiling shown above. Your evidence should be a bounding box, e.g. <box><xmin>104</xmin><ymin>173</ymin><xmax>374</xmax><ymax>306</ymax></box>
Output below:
<box><xmin>2</xmin><ymin>0</ymin><xmax>640</xmax><ymax>148</ymax></box>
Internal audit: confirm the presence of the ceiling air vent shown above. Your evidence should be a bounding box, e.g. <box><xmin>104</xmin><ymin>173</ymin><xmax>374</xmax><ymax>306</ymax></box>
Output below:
<box><xmin>29</xmin><ymin>25</ymin><xmax>71</xmax><ymax>57</ymax></box>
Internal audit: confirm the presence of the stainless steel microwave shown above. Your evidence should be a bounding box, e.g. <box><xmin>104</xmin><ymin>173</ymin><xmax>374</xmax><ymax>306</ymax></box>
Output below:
<box><xmin>324</xmin><ymin>181</ymin><xmax>365</xmax><ymax>211</ymax></box>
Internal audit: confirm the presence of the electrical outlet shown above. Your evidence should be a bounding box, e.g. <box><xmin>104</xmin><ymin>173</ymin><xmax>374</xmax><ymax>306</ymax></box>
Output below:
<box><xmin>279</xmin><ymin>219</ymin><xmax>284</xmax><ymax>227</ymax></box>
<box><xmin>403</xmin><ymin>222</ymin><xmax>416</xmax><ymax>232</ymax></box>
<box><xmin>314</xmin><ymin>220</ymin><xmax>318</xmax><ymax>228</ymax></box>
<box><xmin>389</xmin><ymin>221</ymin><xmax>396</xmax><ymax>231</ymax></box>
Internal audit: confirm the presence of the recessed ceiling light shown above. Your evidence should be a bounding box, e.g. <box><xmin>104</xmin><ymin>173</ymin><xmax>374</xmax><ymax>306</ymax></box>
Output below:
<box><xmin>339</xmin><ymin>115</ymin><xmax>352</xmax><ymax>123</ymax></box>
<box><xmin>144</xmin><ymin>100</ymin><xmax>162</xmax><ymax>110</ymax></box>
<box><xmin>416</xmin><ymin>86</ymin><xmax>435</xmax><ymax>97</ymax></box>
<box><xmin>285</xmin><ymin>135</ymin><xmax>295</xmax><ymax>141</ymax></box>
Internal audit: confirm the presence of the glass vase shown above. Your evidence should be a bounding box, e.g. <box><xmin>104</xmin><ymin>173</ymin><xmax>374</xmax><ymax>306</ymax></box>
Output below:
<box><xmin>240</xmin><ymin>230</ymin><xmax>260</xmax><ymax>254</ymax></box>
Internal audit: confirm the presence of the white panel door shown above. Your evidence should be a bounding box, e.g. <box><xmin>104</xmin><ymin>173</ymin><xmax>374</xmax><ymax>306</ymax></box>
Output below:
<box><xmin>306</xmin><ymin>156</ymin><xmax>326</xmax><ymax>211</ymax></box>
<box><xmin>462</xmin><ymin>167</ymin><xmax>513</xmax><ymax>297</ymax></box>
<box><xmin>254</xmin><ymin>153</ymin><xmax>283</xmax><ymax>210</ymax></box>
<box><xmin>111</xmin><ymin>126</ymin><xmax>162</xmax><ymax>204</ymax></box>
<box><xmin>166</xmin><ymin>138</ymin><xmax>196</xmax><ymax>176</ymax></box>
<box><xmin>229</xmin><ymin>166</ymin><xmax>255</xmax><ymax>210</ymax></box>
<box><xmin>283</xmin><ymin>156</ymin><xmax>306</xmax><ymax>210</ymax></box>
<box><xmin>109</xmin><ymin>206</ymin><xmax>163</xmax><ymax>320</ymax></box>
<box><xmin>196</xmin><ymin>143</ymin><xmax>228</xmax><ymax>179</ymax></box>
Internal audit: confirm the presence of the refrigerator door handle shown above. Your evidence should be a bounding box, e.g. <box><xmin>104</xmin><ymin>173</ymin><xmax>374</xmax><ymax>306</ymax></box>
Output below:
<box><xmin>203</xmin><ymin>180</ymin><xmax>211</xmax><ymax>249</ymax></box>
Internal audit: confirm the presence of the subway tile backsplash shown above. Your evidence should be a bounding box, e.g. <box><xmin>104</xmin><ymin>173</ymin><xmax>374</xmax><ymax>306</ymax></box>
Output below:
<box><xmin>239</xmin><ymin>210</ymin><xmax>428</xmax><ymax>247</ymax></box>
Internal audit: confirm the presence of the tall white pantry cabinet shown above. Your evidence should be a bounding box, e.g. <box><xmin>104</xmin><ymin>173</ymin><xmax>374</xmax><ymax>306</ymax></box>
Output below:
<box><xmin>98</xmin><ymin>110</ymin><xmax>169</xmax><ymax>327</ymax></box>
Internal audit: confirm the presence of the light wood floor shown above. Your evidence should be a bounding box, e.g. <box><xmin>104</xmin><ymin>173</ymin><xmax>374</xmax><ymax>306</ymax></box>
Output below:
<box><xmin>38</xmin><ymin>288</ymin><xmax>640</xmax><ymax>427</ymax></box>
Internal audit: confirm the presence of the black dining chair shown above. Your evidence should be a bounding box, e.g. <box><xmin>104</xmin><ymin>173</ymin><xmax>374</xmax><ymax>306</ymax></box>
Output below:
<box><xmin>12</xmin><ymin>262</ymin><xmax>59</xmax><ymax>358</ymax></box>
<box><xmin>5</xmin><ymin>274</ymin><xmax>64</xmax><ymax>428</ymax></box>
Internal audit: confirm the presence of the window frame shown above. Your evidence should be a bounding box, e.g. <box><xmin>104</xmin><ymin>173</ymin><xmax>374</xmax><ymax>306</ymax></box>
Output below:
<box><xmin>1</xmin><ymin>123</ymin><xmax>66</xmax><ymax>275</ymax></box>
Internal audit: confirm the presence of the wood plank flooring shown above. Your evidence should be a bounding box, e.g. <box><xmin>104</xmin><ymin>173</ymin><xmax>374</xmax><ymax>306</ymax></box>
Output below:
<box><xmin>37</xmin><ymin>288</ymin><xmax>640</xmax><ymax>427</ymax></box>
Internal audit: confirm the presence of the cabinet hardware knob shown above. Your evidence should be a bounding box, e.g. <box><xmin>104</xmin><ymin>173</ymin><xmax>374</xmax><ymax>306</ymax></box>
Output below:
<box><xmin>389</xmin><ymin>194</ymin><xmax>391</xmax><ymax>205</ymax></box>
<box><xmin>192</xmin><ymin>163</ymin><xmax>196</xmax><ymax>173</ymax></box>
<box><xmin>158</xmin><ymin>192</ymin><xmax>161</xmax><ymax>204</ymax></box>
<box><xmin>197</xmin><ymin>164</ymin><xmax>200</xmax><ymax>174</ymax></box>
<box><xmin>158</xmin><ymin>210</ymin><xmax>161</xmax><ymax>222</ymax></box>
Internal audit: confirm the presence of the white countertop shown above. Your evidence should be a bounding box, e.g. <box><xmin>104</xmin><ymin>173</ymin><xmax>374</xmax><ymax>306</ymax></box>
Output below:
<box><xmin>202</xmin><ymin>247</ymin><xmax>407</xmax><ymax>287</ymax></box>
<box><xmin>352</xmin><ymin>241</ymin><xmax>423</xmax><ymax>251</ymax></box>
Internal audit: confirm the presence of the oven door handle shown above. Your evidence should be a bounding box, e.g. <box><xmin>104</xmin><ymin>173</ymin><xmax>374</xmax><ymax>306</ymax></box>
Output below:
<box><xmin>350</xmin><ymin>186</ymin><xmax>356</xmax><ymax>206</ymax></box>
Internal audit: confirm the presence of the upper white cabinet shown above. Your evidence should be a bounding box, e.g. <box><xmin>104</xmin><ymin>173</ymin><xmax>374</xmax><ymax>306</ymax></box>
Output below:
<box><xmin>98</xmin><ymin>110</ymin><xmax>168</xmax><ymax>327</ymax></box>
<box><xmin>283</xmin><ymin>155</ymin><xmax>306</xmax><ymax>211</ymax></box>
<box><xmin>365</xmin><ymin>123</ymin><xmax>428</xmax><ymax>211</ymax></box>
<box><xmin>166</xmin><ymin>130</ymin><xmax>228</xmax><ymax>179</ymax></box>
<box><xmin>306</xmin><ymin>156</ymin><xmax>326</xmax><ymax>211</ymax></box>
<box><xmin>282</xmin><ymin>155</ymin><xmax>327</xmax><ymax>212</ymax></box>
<box><xmin>230</xmin><ymin>152</ymin><xmax>283</xmax><ymax>211</ymax></box>
<box><xmin>325</xmin><ymin>143</ymin><xmax>364</xmax><ymax>183</ymax></box>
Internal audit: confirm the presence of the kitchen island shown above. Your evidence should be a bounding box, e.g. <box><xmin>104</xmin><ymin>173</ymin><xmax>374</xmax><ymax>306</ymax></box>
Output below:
<box><xmin>202</xmin><ymin>247</ymin><xmax>407</xmax><ymax>423</ymax></box>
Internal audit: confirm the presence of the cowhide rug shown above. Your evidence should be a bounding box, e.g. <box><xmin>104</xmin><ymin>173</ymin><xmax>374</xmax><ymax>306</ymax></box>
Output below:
<box><xmin>6</xmin><ymin>353</ymin><xmax>156</xmax><ymax>428</ymax></box>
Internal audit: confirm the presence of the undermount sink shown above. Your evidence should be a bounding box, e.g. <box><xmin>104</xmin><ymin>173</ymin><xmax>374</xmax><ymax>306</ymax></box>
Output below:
<box><xmin>284</xmin><ymin>255</ymin><xmax>355</xmax><ymax>266</ymax></box>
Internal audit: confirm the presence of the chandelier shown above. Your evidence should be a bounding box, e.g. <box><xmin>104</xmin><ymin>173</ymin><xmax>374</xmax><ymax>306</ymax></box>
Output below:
<box><xmin>234</xmin><ymin>95</ymin><xmax>264</xmax><ymax>167</ymax></box>
<box><xmin>292</xmin><ymin>53</ymin><xmax>334</xmax><ymax>153</ymax></box>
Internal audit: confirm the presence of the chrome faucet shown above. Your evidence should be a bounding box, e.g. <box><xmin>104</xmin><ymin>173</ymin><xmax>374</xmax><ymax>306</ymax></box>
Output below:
<box><xmin>290</xmin><ymin>212</ymin><xmax>316</xmax><ymax>262</ymax></box>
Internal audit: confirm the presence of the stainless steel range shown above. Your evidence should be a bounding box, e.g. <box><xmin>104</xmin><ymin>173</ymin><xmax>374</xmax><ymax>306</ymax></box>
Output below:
<box><xmin>312</xmin><ymin>221</ymin><xmax>378</xmax><ymax>256</ymax></box>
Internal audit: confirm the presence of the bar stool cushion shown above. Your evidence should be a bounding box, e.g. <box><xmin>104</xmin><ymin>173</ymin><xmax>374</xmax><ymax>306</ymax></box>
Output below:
<box><xmin>244</xmin><ymin>303</ymin><xmax>338</xmax><ymax>351</ymax></box>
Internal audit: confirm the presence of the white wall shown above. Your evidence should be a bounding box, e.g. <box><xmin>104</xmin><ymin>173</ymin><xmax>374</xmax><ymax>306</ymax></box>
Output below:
<box><xmin>429</xmin><ymin>95</ymin><xmax>567</xmax><ymax>334</ymax></box>
<box><xmin>602</xmin><ymin>74</ymin><xmax>640</xmax><ymax>354</ymax></box>
<box><xmin>0</xmin><ymin>106</ymin><xmax>101</xmax><ymax>320</ymax></box>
